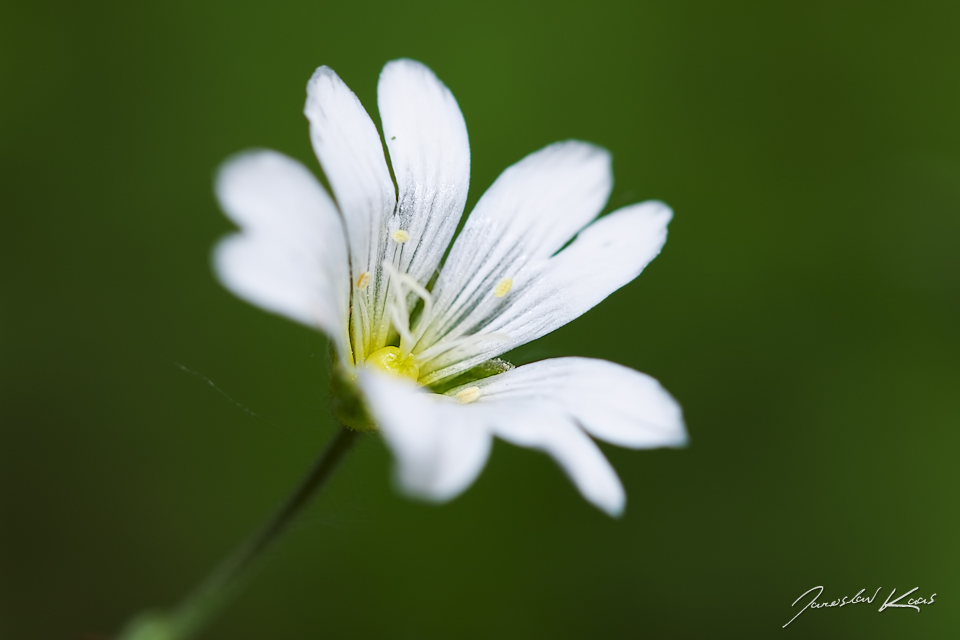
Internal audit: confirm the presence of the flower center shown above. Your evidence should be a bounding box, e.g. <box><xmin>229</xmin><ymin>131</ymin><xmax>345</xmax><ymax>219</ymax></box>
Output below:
<box><xmin>365</xmin><ymin>346</ymin><xmax>420</xmax><ymax>381</ymax></box>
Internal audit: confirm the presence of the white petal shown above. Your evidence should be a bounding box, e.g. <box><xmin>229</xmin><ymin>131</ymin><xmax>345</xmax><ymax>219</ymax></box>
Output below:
<box><xmin>416</xmin><ymin>141</ymin><xmax>611</xmax><ymax>363</ymax></box>
<box><xmin>361</xmin><ymin>368</ymin><xmax>630</xmax><ymax>516</ymax></box>
<box><xmin>419</xmin><ymin>201</ymin><xmax>673</xmax><ymax>384</ymax></box>
<box><xmin>481</xmin><ymin>401</ymin><xmax>626</xmax><ymax>516</ymax></box>
<box><xmin>472</xmin><ymin>357</ymin><xmax>687</xmax><ymax>449</ymax></box>
<box><xmin>214</xmin><ymin>150</ymin><xmax>350</xmax><ymax>356</ymax></box>
<box><xmin>305</xmin><ymin>67</ymin><xmax>397</xmax><ymax>354</ymax></box>
<box><xmin>360</xmin><ymin>371</ymin><xmax>492</xmax><ymax>502</ymax></box>
<box><xmin>378</xmin><ymin>59</ymin><xmax>470</xmax><ymax>288</ymax></box>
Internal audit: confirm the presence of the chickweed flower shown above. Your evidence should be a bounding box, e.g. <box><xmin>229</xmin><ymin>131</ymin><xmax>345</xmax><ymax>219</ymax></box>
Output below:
<box><xmin>215</xmin><ymin>59</ymin><xmax>686</xmax><ymax>516</ymax></box>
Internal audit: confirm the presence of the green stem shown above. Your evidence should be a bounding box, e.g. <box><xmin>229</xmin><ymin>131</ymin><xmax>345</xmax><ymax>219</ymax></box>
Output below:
<box><xmin>117</xmin><ymin>426</ymin><xmax>359</xmax><ymax>640</ymax></box>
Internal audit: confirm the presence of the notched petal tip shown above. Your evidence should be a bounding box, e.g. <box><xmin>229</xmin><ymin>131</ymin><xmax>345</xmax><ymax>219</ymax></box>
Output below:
<box><xmin>392</xmin><ymin>472</ymin><xmax>459</xmax><ymax>505</ymax></box>
<box><xmin>214</xmin><ymin>148</ymin><xmax>267</xmax><ymax>196</ymax></box>
<box><xmin>636</xmin><ymin>199</ymin><xmax>674</xmax><ymax>225</ymax></box>
<box><xmin>358</xmin><ymin>370</ymin><xmax>493</xmax><ymax>503</ymax></box>
<box><xmin>307</xmin><ymin>65</ymin><xmax>339</xmax><ymax>89</ymax></box>
<box><xmin>380</xmin><ymin>57</ymin><xmax>435</xmax><ymax>79</ymax></box>
<box><xmin>579</xmin><ymin>464</ymin><xmax>625</xmax><ymax>518</ymax></box>
<box><xmin>540</xmin><ymin>139</ymin><xmax>613</xmax><ymax>177</ymax></box>
<box><xmin>378</xmin><ymin>58</ymin><xmax>466</xmax><ymax>133</ymax></box>
<box><xmin>666</xmin><ymin>415</ymin><xmax>690</xmax><ymax>448</ymax></box>
<box><xmin>214</xmin><ymin>149</ymin><xmax>295</xmax><ymax>219</ymax></box>
<box><xmin>211</xmin><ymin>233</ymin><xmax>242</xmax><ymax>288</ymax></box>
<box><xmin>606</xmin><ymin>495</ymin><xmax>626</xmax><ymax>519</ymax></box>
<box><xmin>304</xmin><ymin>65</ymin><xmax>352</xmax><ymax>115</ymax></box>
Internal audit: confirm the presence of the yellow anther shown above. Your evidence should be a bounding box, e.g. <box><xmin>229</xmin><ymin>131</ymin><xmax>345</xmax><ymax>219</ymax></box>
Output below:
<box><xmin>493</xmin><ymin>278</ymin><xmax>513</xmax><ymax>298</ymax></box>
<box><xmin>365</xmin><ymin>346</ymin><xmax>419</xmax><ymax>381</ymax></box>
<box><xmin>391</xmin><ymin>229</ymin><xmax>410</xmax><ymax>243</ymax></box>
<box><xmin>356</xmin><ymin>272</ymin><xmax>371</xmax><ymax>290</ymax></box>
<box><xmin>455</xmin><ymin>386</ymin><xmax>482</xmax><ymax>404</ymax></box>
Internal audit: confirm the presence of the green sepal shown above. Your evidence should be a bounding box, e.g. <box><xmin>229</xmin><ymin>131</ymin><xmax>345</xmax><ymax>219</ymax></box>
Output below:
<box><xmin>329</xmin><ymin>364</ymin><xmax>378</xmax><ymax>432</ymax></box>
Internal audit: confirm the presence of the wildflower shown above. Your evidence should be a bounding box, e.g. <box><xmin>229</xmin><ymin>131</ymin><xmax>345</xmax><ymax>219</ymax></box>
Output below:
<box><xmin>215</xmin><ymin>59</ymin><xmax>686</xmax><ymax>516</ymax></box>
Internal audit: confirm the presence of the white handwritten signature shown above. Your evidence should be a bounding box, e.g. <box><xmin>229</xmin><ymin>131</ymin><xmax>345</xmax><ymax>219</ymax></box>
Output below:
<box><xmin>783</xmin><ymin>586</ymin><xmax>937</xmax><ymax>628</ymax></box>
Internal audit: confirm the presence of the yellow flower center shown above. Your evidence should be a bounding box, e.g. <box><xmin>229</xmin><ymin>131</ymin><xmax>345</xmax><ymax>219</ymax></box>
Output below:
<box><xmin>365</xmin><ymin>346</ymin><xmax>420</xmax><ymax>381</ymax></box>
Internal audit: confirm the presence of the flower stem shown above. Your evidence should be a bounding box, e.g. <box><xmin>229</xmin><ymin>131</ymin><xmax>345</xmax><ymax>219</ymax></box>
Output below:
<box><xmin>117</xmin><ymin>426</ymin><xmax>360</xmax><ymax>640</ymax></box>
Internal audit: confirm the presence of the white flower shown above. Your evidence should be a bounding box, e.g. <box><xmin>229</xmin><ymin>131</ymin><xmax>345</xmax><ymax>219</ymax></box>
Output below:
<box><xmin>214</xmin><ymin>59</ymin><xmax>687</xmax><ymax>516</ymax></box>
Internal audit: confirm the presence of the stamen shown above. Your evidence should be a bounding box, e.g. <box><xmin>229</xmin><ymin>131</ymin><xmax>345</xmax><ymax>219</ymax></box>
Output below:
<box><xmin>356</xmin><ymin>272</ymin><xmax>370</xmax><ymax>290</ymax></box>
<box><xmin>382</xmin><ymin>261</ymin><xmax>436</xmax><ymax>355</ymax></box>
<box><xmin>455</xmin><ymin>386</ymin><xmax>482</xmax><ymax>404</ymax></box>
<box><xmin>391</xmin><ymin>229</ymin><xmax>410</xmax><ymax>243</ymax></box>
<box><xmin>494</xmin><ymin>278</ymin><xmax>513</xmax><ymax>298</ymax></box>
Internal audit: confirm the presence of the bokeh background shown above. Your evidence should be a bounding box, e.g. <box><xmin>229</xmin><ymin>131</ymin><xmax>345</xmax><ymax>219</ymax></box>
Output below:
<box><xmin>2</xmin><ymin>0</ymin><xmax>959</xmax><ymax>638</ymax></box>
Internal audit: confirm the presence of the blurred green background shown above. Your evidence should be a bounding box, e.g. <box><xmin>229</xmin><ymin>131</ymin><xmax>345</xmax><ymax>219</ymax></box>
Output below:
<box><xmin>2</xmin><ymin>0</ymin><xmax>959</xmax><ymax>638</ymax></box>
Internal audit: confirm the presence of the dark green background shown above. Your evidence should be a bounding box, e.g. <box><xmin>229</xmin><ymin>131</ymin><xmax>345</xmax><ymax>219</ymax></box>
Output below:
<box><xmin>2</xmin><ymin>1</ymin><xmax>958</xmax><ymax>638</ymax></box>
